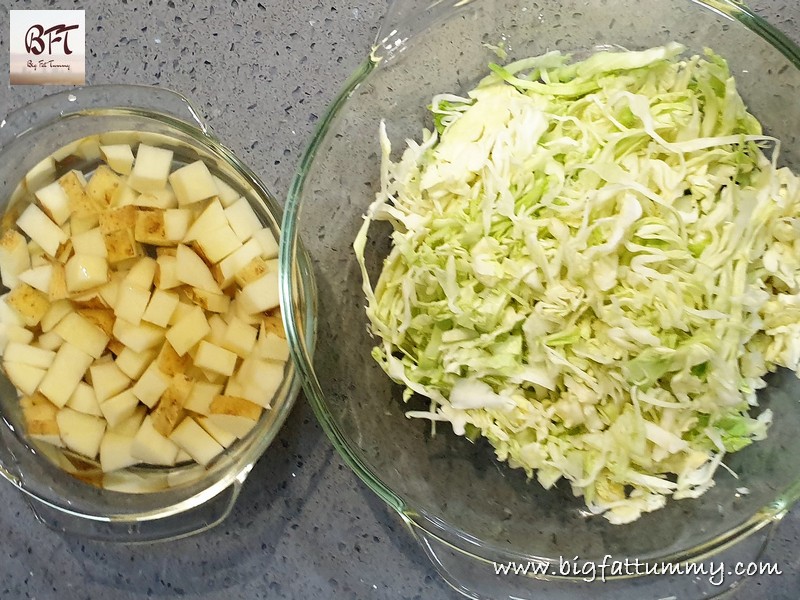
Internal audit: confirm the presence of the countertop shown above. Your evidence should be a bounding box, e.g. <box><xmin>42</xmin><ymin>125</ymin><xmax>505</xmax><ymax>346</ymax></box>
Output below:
<box><xmin>0</xmin><ymin>1</ymin><xmax>799</xmax><ymax>599</ymax></box>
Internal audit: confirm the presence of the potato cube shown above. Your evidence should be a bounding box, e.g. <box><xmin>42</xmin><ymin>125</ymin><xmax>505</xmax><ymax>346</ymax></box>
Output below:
<box><xmin>135</xmin><ymin>186</ymin><xmax>177</xmax><ymax>209</ymax></box>
<box><xmin>35</xmin><ymin>180</ymin><xmax>71</xmax><ymax>225</ymax></box>
<box><xmin>17</xmin><ymin>204</ymin><xmax>68</xmax><ymax>257</ymax></box>
<box><xmin>130</xmin><ymin>415</ymin><xmax>179</xmax><ymax>466</ymax></box>
<box><xmin>151</xmin><ymin>375</ymin><xmax>192</xmax><ymax>436</ymax></box>
<box><xmin>59</xmin><ymin>170</ymin><xmax>93</xmax><ymax>219</ymax></box>
<box><xmin>183</xmin><ymin>199</ymin><xmax>226</xmax><ymax>242</ymax></box>
<box><xmin>233</xmin><ymin>256</ymin><xmax>268</xmax><ymax>288</ymax></box>
<box><xmin>34</xmin><ymin>330</ymin><xmax>63</xmax><ymax>352</ymax></box>
<box><xmin>184</xmin><ymin>286</ymin><xmax>230</xmax><ymax>314</ymax></box>
<box><xmin>112</xmin><ymin>318</ymin><xmax>165</xmax><ymax>353</ymax></box>
<box><xmin>85</xmin><ymin>165</ymin><xmax>121</xmax><ymax>207</ymax></box>
<box><xmin>163</xmin><ymin>209</ymin><xmax>192</xmax><ymax>241</ymax></box>
<box><xmin>156</xmin><ymin>341</ymin><xmax>191</xmax><ymax>377</ymax></box>
<box><xmin>38</xmin><ymin>343</ymin><xmax>94</xmax><ymax>407</ymax></box>
<box><xmin>252</xmin><ymin>227</ymin><xmax>279</xmax><ymax>259</ymax></box>
<box><xmin>64</xmin><ymin>254</ymin><xmax>109</xmax><ymax>293</ymax></box>
<box><xmin>100</xmin><ymin>389</ymin><xmax>139</xmax><ymax>428</ymax></box>
<box><xmin>217</xmin><ymin>239</ymin><xmax>261</xmax><ymax>286</ymax></box>
<box><xmin>134</xmin><ymin>210</ymin><xmax>169</xmax><ymax>245</ymax></box>
<box><xmin>110</xmin><ymin>404</ymin><xmax>147</xmax><ymax>435</ymax></box>
<box><xmin>165</xmin><ymin>305</ymin><xmax>209</xmax><ymax>356</ymax></box>
<box><xmin>183</xmin><ymin>380</ymin><xmax>223</xmax><ymax>416</ymax></box>
<box><xmin>110</xmin><ymin>184</ymin><xmax>138</xmax><ymax>208</ymax></box>
<box><xmin>195</xmin><ymin>415</ymin><xmax>236</xmax><ymax>448</ymax></box>
<box><xmin>114</xmin><ymin>282</ymin><xmax>151</xmax><ymax>326</ymax></box>
<box><xmin>71</xmin><ymin>228</ymin><xmax>108</xmax><ymax>257</ymax></box>
<box><xmin>0</xmin><ymin>230</ymin><xmax>31</xmax><ymax>288</ymax></box>
<box><xmin>99</xmin><ymin>430</ymin><xmax>138</xmax><ymax>472</ymax></box>
<box><xmin>224</xmin><ymin>197</ymin><xmax>262</xmax><ymax>242</ymax></box>
<box><xmin>48</xmin><ymin>262</ymin><xmax>68</xmax><ymax>301</ymax></box>
<box><xmin>124</xmin><ymin>256</ymin><xmax>157</xmax><ymax>288</ymax></box>
<box><xmin>194</xmin><ymin>341</ymin><xmax>237</xmax><ymax>377</ymax></box>
<box><xmin>100</xmin><ymin>144</ymin><xmax>134</xmax><ymax>175</ymax></box>
<box><xmin>131</xmin><ymin>361</ymin><xmax>169</xmax><ymax>408</ymax></box>
<box><xmin>39</xmin><ymin>299</ymin><xmax>72</xmax><ymax>332</ymax></box>
<box><xmin>206</xmin><ymin>313</ymin><xmax>227</xmax><ymax>345</ymax></box>
<box><xmin>169</xmin><ymin>417</ymin><xmax>223</xmax><ymax>466</ymax></box>
<box><xmin>115</xmin><ymin>347</ymin><xmax>156</xmax><ymax>380</ymax></box>
<box><xmin>89</xmin><ymin>361</ymin><xmax>131</xmax><ymax>403</ymax></box>
<box><xmin>221</xmin><ymin>316</ymin><xmax>257</xmax><ymax>357</ymax></box>
<box><xmin>155</xmin><ymin>255</ymin><xmax>181</xmax><ymax>290</ymax></box>
<box><xmin>193</xmin><ymin>222</ymin><xmax>241</xmax><ymax>264</ymax></box>
<box><xmin>3</xmin><ymin>361</ymin><xmax>46</xmax><ymax>396</ymax></box>
<box><xmin>99</xmin><ymin>205</ymin><xmax>138</xmax><ymax>234</ymax></box>
<box><xmin>3</xmin><ymin>342</ymin><xmax>55</xmax><ymax>369</ymax></box>
<box><xmin>53</xmin><ymin>311</ymin><xmax>110</xmax><ymax>358</ymax></box>
<box><xmin>18</xmin><ymin>264</ymin><xmax>53</xmax><ymax>293</ymax></box>
<box><xmin>24</xmin><ymin>156</ymin><xmax>57</xmax><ymax>192</ymax></box>
<box><xmin>129</xmin><ymin>144</ymin><xmax>174</xmax><ymax>193</ymax></box>
<box><xmin>208</xmin><ymin>395</ymin><xmax>261</xmax><ymax>438</ymax></box>
<box><xmin>76</xmin><ymin>307</ymin><xmax>116</xmax><ymax>336</ymax></box>
<box><xmin>141</xmin><ymin>289</ymin><xmax>179</xmax><ymax>327</ymax></box>
<box><xmin>175</xmin><ymin>244</ymin><xmax>221</xmax><ymax>294</ymax></box>
<box><xmin>66</xmin><ymin>382</ymin><xmax>103</xmax><ymax>417</ymax></box>
<box><xmin>257</xmin><ymin>330</ymin><xmax>290</xmax><ymax>362</ymax></box>
<box><xmin>6</xmin><ymin>283</ymin><xmax>50</xmax><ymax>327</ymax></box>
<box><xmin>56</xmin><ymin>407</ymin><xmax>106</xmax><ymax>459</ymax></box>
<box><xmin>169</xmin><ymin>160</ymin><xmax>218</xmax><ymax>206</ymax></box>
<box><xmin>236</xmin><ymin>271</ymin><xmax>279</xmax><ymax>314</ymax></box>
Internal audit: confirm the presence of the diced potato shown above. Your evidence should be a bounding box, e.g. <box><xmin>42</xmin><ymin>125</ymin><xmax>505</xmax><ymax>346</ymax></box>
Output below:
<box><xmin>124</xmin><ymin>256</ymin><xmax>157</xmax><ymax>289</ymax></box>
<box><xmin>141</xmin><ymin>289</ymin><xmax>179</xmax><ymax>327</ymax></box>
<box><xmin>150</xmin><ymin>374</ymin><xmax>192</xmax><ymax>436</ymax></box>
<box><xmin>183</xmin><ymin>380</ymin><xmax>223</xmax><ymax>416</ymax></box>
<box><xmin>35</xmin><ymin>180</ymin><xmax>71</xmax><ymax>225</ymax></box>
<box><xmin>134</xmin><ymin>209</ymin><xmax>169</xmax><ymax>246</ymax></box>
<box><xmin>156</xmin><ymin>341</ymin><xmax>191</xmax><ymax>377</ymax></box>
<box><xmin>193</xmin><ymin>223</ymin><xmax>241</xmax><ymax>265</ymax></box>
<box><xmin>233</xmin><ymin>256</ymin><xmax>269</xmax><ymax>288</ymax></box>
<box><xmin>195</xmin><ymin>415</ymin><xmax>236</xmax><ymax>448</ymax></box>
<box><xmin>66</xmin><ymin>382</ymin><xmax>103</xmax><ymax>417</ymax></box>
<box><xmin>6</xmin><ymin>283</ymin><xmax>50</xmax><ymax>327</ymax></box>
<box><xmin>3</xmin><ymin>342</ymin><xmax>55</xmax><ymax>369</ymax></box>
<box><xmin>256</xmin><ymin>329</ymin><xmax>290</xmax><ymax>362</ymax></box>
<box><xmin>65</xmin><ymin>254</ymin><xmax>109</xmax><ymax>293</ymax></box>
<box><xmin>169</xmin><ymin>160</ymin><xmax>218</xmax><ymax>206</ymax></box>
<box><xmin>53</xmin><ymin>311</ymin><xmax>110</xmax><ymax>358</ymax></box>
<box><xmin>252</xmin><ymin>227</ymin><xmax>279</xmax><ymax>259</ymax></box>
<box><xmin>236</xmin><ymin>271</ymin><xmax>279</xmax><ymax>314</ymax></box>
<box><xmin>0</xmin><ymin>230</ymin><xmax>31</xmax><ymax>288</ymax></box>
<box><xmin>206</xmin><ymin>313</ymin><xmax>227</xmax><ymax>345</ymax></box>
<box><xmin>130</xmin><ymin>415</ymin><xmax>179</xmax><ymax>466</ymax></box>
<box><xmin>18</xmin><ymin>264</ymin><xmax>53</xmax><ymax>293</ymax></box>
<box><xmin>169</xmin><ymin>417</ymin><xmax>223</xmax><ymax>466</ymax></box>
<box><xmin>85</xmin><ymin>165</ymin><xmax>121</xmax><ymax>207</ymax></box>
<box><xmin>71</xmin><ymin>228</ymin><xmax>108</xmax><ymax>257</ymax></box>
<box><xmin>99</xmin><ymin>205</ymin><xmax>138</xmax><ymax>234</ymax></box>
<box><xmin>99</xmin><ymin>144</ymin><xmax>134</xmax><ymax>175</ymax></box>
<box><xmin>75</xmin><ymin>307</ymin><xmax>116</xmax><ymax>337</ymax></box>
<box><xmin>3</xmin><ymin>361</ymin><xmax>46</xmax><ymax>396</ymax></box>
<box><xmin>165</xmin><ymin>305</ymin><xmax>209</xmax><ymax>356</ymax></box>
<box><xmin>34</xmin><ymin>330</ymin><xmax>63</xmax><ymax>352</ymax></box>
<box><xmin>184</xmin><ymin>286</ymin><xmax>230</xmax><ymax>314</ymax></box>
<box><xmin>24</xmin><ymin>157</ymin><xmax>57</xmax><ymax>192</ymax></box>
<box><xmin>89</xmin><ymin>361</ymin><xmax>131</xmax><ymax>403</ymax></box>
<box><xmin>217</xmin><ymin>239</ymin><xmax>261</xmax><ymax>287</ymax></box>
<box><xmin>109</xmin><ymin>404</ymin><xmax>147</xmax><ymax>435</ymax></box>
<box><xmin>99</xmin><ymin>430</ymin><xmax>138</xmax><ymax>472</ymax></box>
<box><xmin>39</xmin><ymin>343</ymin><xmax>94</xmax><ymax>407</ymax></box>
<box><xmin>129</xmin><ymin>144</ymin><xmax>174</xmax><ymax>193</ymax></box>
<box><xmin>56</xmin><ymin>407</ymin><xmax>106</xmax><ymax>459</ymax></box>
<box><xmin>155</xmin><ymin>255</ymin><xmax>181</xmax><ymax>289</ymax></box>
<box><xmin>163</xmin><ymin>209</ymin><xmax>192</xmax><ymax>241</ymax></box>
<box><xmin>110</xmin><ymin>184</ymin><xmax>138</xmax><ymax>208</ymax></box>
<box><xmin>224</xmin><ymin>197</ymin><xmax>262</xmax><ymax>242</ymax></box>
<box><xmin>112</xmin><ymin>318</ymin><xmax>165</xmax><ymax>353</ymax></box>
<box><xmin>131</xmin><ymin>360</ymin><xmax>169</xmax><ymax>408</ymax></box>
<box><xmin>135</xmin><ymin>186</ymin><xmax>177</xmax><ymax>209</ymax></box>
<box><xmin>234</xmin><ymin>356</ymin><xmax>284</xmax><ymax>407</ymax></box>
<box><xmin>194</xmin><ymin>341</ymin><xmax>237</xmax><ymax>377</ymax></box>
<box><xmin>114</xmin><ymin>283</ymin><xmax>151</xmax><ymax>325</ymax></box>
<box><xmin>115</xmin><ymin>347</ymin><xmax>156</xmax><ymax>380</ymax></box>
<box><xmin>183</xmin><ymin>199</ymin><xmax>226</xmax><ymax>242</ymax></box>
<box><xmin>100</xmin><ymin>389</ymin><xmax>139</xmax><ymax>428</ymax></box>
<box><xmin>59</xmin><ymin>170</ymin><xmax>92</xmax><ymax>220</ymax></box>
<box><xmin>48</xmin><ymin>262</ymin><xmax>68</xmax><ymax>301</ymax></box>
<box><xmin>40</xmin><ymin>299</ymin><xmax>72</xmax><ymax>332</ymax></box>
<box><xmin>17</xmin><ymin>203</ymin><xmax>68</xmax><ymax>257</ymax></box>
<box><xmin>207</xmin><ymin>395</ymin><xmax>261</xmax><ymax>438</ymax></box>
<box><xmin>175</xmin><ymin>244</ymin><xmax>221</xmax><ymax>294</ymax></box>
<box><xmin>221</xmin><ymin>316</ymin><xmax>257</xmax><ymax>357</ymax></box>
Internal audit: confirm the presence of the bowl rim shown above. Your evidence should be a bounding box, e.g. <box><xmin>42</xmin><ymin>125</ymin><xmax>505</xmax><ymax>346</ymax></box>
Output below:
<box><xmin>280</xmin><ymin>0</ymin><xmax>800</xmax><ymax>577</ymax></box>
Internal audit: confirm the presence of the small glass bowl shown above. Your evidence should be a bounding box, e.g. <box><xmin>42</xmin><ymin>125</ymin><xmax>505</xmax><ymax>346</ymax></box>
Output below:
<box><xmin>281</xmin><ymin>0</ymin><xmax>800</xmax><ymax>597</ymax></box>
<box><xmin>0</xmin><ymin>85</ymin><xmax>312</xmax><ymax>542</ymax></box>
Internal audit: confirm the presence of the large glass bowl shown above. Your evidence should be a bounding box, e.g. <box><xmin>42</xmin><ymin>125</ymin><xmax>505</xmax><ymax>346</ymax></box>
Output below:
<box><xmin>0</xmin><ymin>85</ymin><xmax>310</xmax><ymax>542</ymax></box>
<box><xmin>281</xmin><ymin>1</ymin><xmax>800</xmax><ymax>598</ymax></box>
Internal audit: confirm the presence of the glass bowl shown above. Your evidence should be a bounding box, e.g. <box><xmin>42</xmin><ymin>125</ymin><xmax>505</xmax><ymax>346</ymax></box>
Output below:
<box><xmin>281</xmin><ymin>1</ymin><xmax>800</xmax><ymax>597</ymax></box>
<box><xmin>0</xmin><ymin>85</ymin><xmax>310</xmax><ymax>542</ymax></box>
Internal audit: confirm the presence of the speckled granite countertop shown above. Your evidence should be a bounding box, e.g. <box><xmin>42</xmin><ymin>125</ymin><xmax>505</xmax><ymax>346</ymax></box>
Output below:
<box><xmin>0</xmin><ymin>1</ymin><xmax>799</xmax><ymax>599</ymax></box>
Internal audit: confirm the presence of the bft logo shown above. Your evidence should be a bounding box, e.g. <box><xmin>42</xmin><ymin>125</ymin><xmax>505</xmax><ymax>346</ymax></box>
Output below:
<box><xmin>25</xmin><ymin>23</ymin><xmax>81</xmax><ymax>56</ymax></box>
<box><xmin>10</xmin><ymin>10</ymin><xmax>86</xmax><ymax>85</ymax></box>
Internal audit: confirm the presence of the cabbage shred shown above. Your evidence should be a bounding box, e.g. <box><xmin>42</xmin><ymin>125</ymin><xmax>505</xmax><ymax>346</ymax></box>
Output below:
<box><xmin>354</xmin><ymin>44</ymin><xmax>800</xmax><ymax>524</ymax></box>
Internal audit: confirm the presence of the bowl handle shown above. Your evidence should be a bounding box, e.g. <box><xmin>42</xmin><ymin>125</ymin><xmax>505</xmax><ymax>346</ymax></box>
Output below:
<box><xmin>25</xmin><ymin>478</ymin><xmax>243</xmax><ymax>543</ymax></box>
<box><xmin>405</xmin><ymin>515</ymin><xmax>779</xmax><ymax>600</ymax></box>
<box><xmin>0</xmin><ymin>84</ymin><xmax>213</xmax><ymax>147</ymax></box>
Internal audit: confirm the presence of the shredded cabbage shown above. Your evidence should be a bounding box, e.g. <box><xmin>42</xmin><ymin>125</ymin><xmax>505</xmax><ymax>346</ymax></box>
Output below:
<box><xmin>354</xmin><ymin>44</ymin><xmax>800</xmax><ymax>524</ymax></box>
